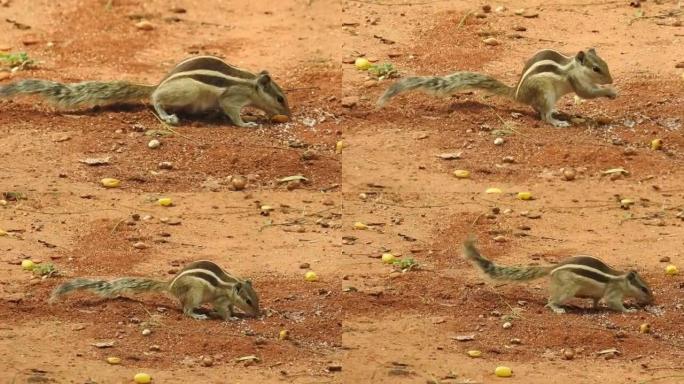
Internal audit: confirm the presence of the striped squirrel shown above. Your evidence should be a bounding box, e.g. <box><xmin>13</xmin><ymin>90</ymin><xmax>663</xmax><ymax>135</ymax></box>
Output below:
<box><xmin>463</xmin><ymin>238</ymin><xmax>653</xmax><ymax>313</ymax></box>
<box><xmin>0</xmin><ymin>55</ymin><xmax>290</xmax><ymax>127</ymax></box>
<box><xmin>50</xmin><ymin>260</ymin><xmax>260</xmax><ymax>320</ymax></box>
<box><xmin>377</xmin><ymin>48</ymin><xmax>616</xmax><ymax>127</ymax></box>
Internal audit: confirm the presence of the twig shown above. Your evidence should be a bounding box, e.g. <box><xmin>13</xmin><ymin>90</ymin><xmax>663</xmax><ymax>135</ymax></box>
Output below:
<box><xmin>471</xmin><ymin>213</ymin><xmax>484</xmax><ymax>227</ymax></box>
<box><xmin>457</xmin><ymin>11</ymin><xmax>473</xmax><ymax>29</ymax></box>
<box><xmin>628</xmin><ymin>10</ymin><xmax>682</xmax><ymax>26</ymax></box>
<box><xmin>284</xmin><ymin>86</ymin><xmax>321</xmax><ymax>92</ymax></box>
<box><xmin>374</xmin><ymin>201</ymin><xmax>450</xmax><ymax>209</ymax></box>
<box><xmin>347</xmin><ymin>0</ymin><xmax>453</xmax><ymax>5</ymax></box>
<box><xmin>110</xmin><ymin>218</ymin><xmax>125</xmax><ymax>235</ymax></box>
<box><xmin>149</xmin><ymin>111</ymin><xmax>203</xmax><ymax>144</ymax></box>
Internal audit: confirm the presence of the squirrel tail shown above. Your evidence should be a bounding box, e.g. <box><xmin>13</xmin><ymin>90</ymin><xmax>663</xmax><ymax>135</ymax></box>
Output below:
<box><xmin>377</xmin><ymin>72</ymin><xmax>514</xmax><ymax>107</ymax></box>
<box><xmin>463</xmin><ymin>236</ymin><xmax>551</xmax><ymax>281</ymax></box>
<box><xmin>0</xmin><ymin>79</ymin><xmax>156</xmax><ymax>108</ymax></box>
<box><xmin>49</xmin><ymin>277</ymin><xmax>168</xmax><ymax>303</ymax></box>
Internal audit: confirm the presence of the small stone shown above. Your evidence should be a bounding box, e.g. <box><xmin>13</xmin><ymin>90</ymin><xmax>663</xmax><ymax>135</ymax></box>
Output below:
<box><xmin>494</xmin><ymin>137</ymin><xmax>505</xmax><ymax>145</ymax></box>
<box><xmin>135</xmin><ymin>20</ymin><xmax>155</xmax><ymax>30</ymax></box>
<box><xmin>562</xmin><ymin>168</ymin><xmax>576</xmax><ymax>181</ymax></box>
<box><xmin>133</xmin><ymin>242</ymin><xmax>148</xmax><ymax>249</ymax></box>
<box><xmin>513</xmin><ymin>26</ymin><xmax>527</xmax><ymax>31</ymax></box>
<box><xmin>502</xmin><ymin>156</ymin><xmax>515</xmax><ymax>163</ymax></box>
<box><xmin>200</xmin><ymin>356</ymin><xmax>214</xmax><ymax>367</ymax></box>
<box><xmin>141</xmin><ymin>328</ymin><xmax>152</xmax><ymax>336</ymax></box>
<box><xmin>493</xmin><ymin>235</ymin><xmax>507</xmax><ymax>243</ymax></box>
<box><xmin>148</xmin><ymin>139</ymin><xmax>161</xmax><ymax>149</ymax></box>
<box><xmin>327</xmin><ymin>364</ymin><xmax>342</xmax><ymax>372</ymax></box>
<box><xmin>341</xmin><ymin>96</ymin><xmax>359</xmax><ymax>108</ymax></box>
<box><xmin>302</xmin><ymin>150</ymin><xmax>317</xmax><ymax>160</ymax></box>
<box><xmin>495</xmin><ymin>6</ymin><xmax>506</xmax><ymax>12</ymax></box>
<box><xmin>474</xmin><ymin>12</ymin><xmax>487</xmax><ymax>18</ymax></box>
<box><xmin>299</xmin><ymin>262</ymin><xmax>310</xmax><ymax>269</ymax></box>
<box><xmin>518</xmin><ymin>224</ymin><xmax>531</xmax><ymax>230</ymax></box>
<box><xmin>502</xmin><ymin>322</ymin><xmax>512</xmax><ymax>329</ymax></box>
<box><xmin>522</xmin><ymin>11</ymin><xmax>539</xmax><ymax>18</ymax></box>
<box><xmin>170</xmin><ymin>6</ymin><xmax>186</xmax><ymax>13</ymax></box>
<box><xmin>483</xmin><ymin>37</ymin><xmax>499</xmax><ymax>46</ymax></box>
<box><xmin>149</xmin><ymin>345</ymin><xmax>161</xmax><ymax>352</ymax></box>
<box><xmin>562</xmin><ymin>348</ymin><xmax>575</xmax><ymax>360</ymax></box>
<box><xmin>231</xmin><ymin>175</ymin><xmax>247</xmax><ymax>191</ymax></box>
<box><xmin>623</xmin><ymin>147</ymin><xmax>637</xmax><ymax>156</ymax></box>
<box><xmin>659</xmin><ymin>256</ymin><xmax>671</xmax><ymax>263</ymax></box>
<box><xmin>510</xmin><ymin>338</ymin><xmax>522</xmax><ymax>345</ymax></box>
<box><xmin>158</xmin><ymin>161</ymin><xmax>173</xmax><ymax>169</ymax></box>
<box><xmin>482</xmin><ymin>4</ymin><xmax>492</xmax><ymax>13</ymax></box>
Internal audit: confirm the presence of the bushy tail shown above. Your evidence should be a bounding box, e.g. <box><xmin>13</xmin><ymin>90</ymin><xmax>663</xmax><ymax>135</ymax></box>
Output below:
<box><xmin>0</xmin><ymin>79</ymin><xmax>155</xmax><ymax>108</ymax></box>
<box><xmin>377</xmin><ymin>72</ymin><xmax>514</xmax><ymax>107</ymax></box>
<box><xmin>463</xmin><ymin>237</ymin><xmax>550</xmax><ymax>281</ymax></box>
<box><xmin>49</xmin><ymin>277</ymin><xmax>168</xmax><ymax>303</ymax></box>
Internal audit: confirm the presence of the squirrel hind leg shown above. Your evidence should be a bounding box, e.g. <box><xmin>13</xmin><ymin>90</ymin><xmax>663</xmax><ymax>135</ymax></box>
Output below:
<box><xmin>547</xmin><ymin>272</ymin><xmax>580</xmax><ymax>313</ymax></box>
<box><xmin>179</xmin><ymin>286</ymin><xmax>206</xmax><ymax>320</ymax></box>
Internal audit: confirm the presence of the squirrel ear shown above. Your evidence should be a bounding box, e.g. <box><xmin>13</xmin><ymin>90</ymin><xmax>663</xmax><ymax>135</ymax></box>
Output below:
<box><xmin>627</xmin><ymin>271</ymin><xmax>637</xmax><ymax>280</ymax></box>
<box><xmin>257</xmin><ymin>71</ymin><xmax>271</xmax><ymax>86</ymax></box>
<box><xmin>576</xmin><ymin>51</ymin><xmax>586</xmax><ymax>63</ymax></box>
<box><xmin>588</xmin><ymin>48</ymin><xmax>596</xmax><ymax>54</ymax></box>
<box><xmin>245</xmin><ymin>279</ymin><xmax>252</xmax><ymax>286</ymax></box>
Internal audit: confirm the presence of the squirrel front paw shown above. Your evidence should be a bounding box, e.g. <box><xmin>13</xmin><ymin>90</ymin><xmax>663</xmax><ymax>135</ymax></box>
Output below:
<box><xmin>239</xmin><ymin>122</ymin><xmax>259</xmax><ymax>128</ymax></box>
<box><xmin>163</xmin><ymin>114</ymin><xmax>180</xmax><ymax>126</ymax></box>
<box><xmin>605</xmin><ymin>87</ymin><xmax>618</xmax><ymax>99</ymax></box>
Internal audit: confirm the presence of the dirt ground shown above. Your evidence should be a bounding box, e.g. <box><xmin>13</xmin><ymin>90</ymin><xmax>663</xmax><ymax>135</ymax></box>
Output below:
<box><xmin>1</xmin><ymin>0</ymin><xmax>683</xmax><ymax>383</ymax></box>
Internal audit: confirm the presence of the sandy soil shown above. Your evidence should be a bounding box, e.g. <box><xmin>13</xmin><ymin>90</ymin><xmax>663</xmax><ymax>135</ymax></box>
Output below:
<box><xmin>1</xmin><ymin>0</ymin><xmax>683</xmax><ymax>383</ymax></box>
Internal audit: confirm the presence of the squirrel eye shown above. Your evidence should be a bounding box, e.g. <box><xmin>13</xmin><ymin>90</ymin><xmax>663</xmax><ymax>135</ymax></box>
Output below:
<box><xmin>246</xmin><ymin>299</ymin><xmax>252</xmax><ymax>305</ymax></box>
<box><xmin>277</xmin><ymin>95</ymin><xmax>284</xmax><ymax>104</ymax></box>
<box><xmin>593</xmin><ymin>66</ymin><xmax>601</xmax><ymax>73</ymax></box>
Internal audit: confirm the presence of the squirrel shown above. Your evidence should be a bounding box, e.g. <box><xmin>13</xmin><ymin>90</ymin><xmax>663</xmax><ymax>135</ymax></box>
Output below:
<box><xmin>462</xmin><ymin>237</ymin><xmax>653</xmax><ymax>313</ymax></box>
<box><xmin>50</xmin><ymin>260</ymin><xmax>260</xmax><ymax>320</ymax></box>
<box><xmin>377</xmin><ymin>48</ymin><xmax>616</xmax><ymax>127</ymax></box>
<box><xmin>0</xmin><ymin>55</ymin><xmax>290</xmax><ymax>127</ymax></box>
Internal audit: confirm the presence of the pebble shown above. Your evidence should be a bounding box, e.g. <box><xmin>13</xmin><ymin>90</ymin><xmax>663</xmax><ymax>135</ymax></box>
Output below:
<box><xmin>148</xmin><ymin>139</ymin><xmax>161</xmax><ymax>149</ymax></box>
<box><xmin>483</xmin><ymin>37</ymin><xmax>499</xmax><ymax>46</ymax></box>
<box><xmin>502</xmin><ymin>322</ymin><xmax>512</xmax><ymax>329</ymax></box>
<box><xmin>149</xmin><ymin>345</ymin><xmax>161</xmax><ymax>352</ymax></box>
<box><xmin>502</xmin><ymin>156</ymin><xmax>515</xmax><ymax>163</ymax></box>
<box><xmin>623</xmin><ymin>147</ymin><xmax>637</xmax><ymax>156</ymax></box>
<box><xmin>493</xmin><ymin>235</ymin><xmax>507</xmax><ymax>243</ymax></box>
<box><xmin>495</xmin><ymin>6</ymin><xmax>506</xmax><ymax>12</ymax></box>
<box><xmin>341</xmin><ymin>96</ymin><xmax>359</xmax><ymax>108</ymax></box>
<box><xmin>141</xmin><ymin>328</ymin><xmax>152</xmax><ymax>336</ymax></box>
<box><xmin>170</xmin><ymin>6</ymin><xmax>186</xmax><ymax>13</ymax></box>
<box><xmin>562</xmin><ymin>167</ymin><xmax>576</xmax><ymax>181</ymax></box>
<box><xmin>133</xmin><ymin>242</ymin><xmax>148</xmax><ymax>249</ymax></box>
<box><xmin>510</xmin><ymin>338</ymin><xmax>522</xmax><ymax>345</ymax></box>
<box><xmin>659</xmin><ymin>256</ymin><xmax>671</xmax><ymax>263</ymax></box>
<box><xmin>299</xmin><ymin>262</ymin><xmax>310</xmax><ymax>269</ymax></box>
<box><xmin>562</xmin><ymin>348</ymin><xmax>575</xmax><ymax>360</ymax></box>
<box><xmin>513</xmin><ymin>26</ymin><xmax>527</xmax><ymax>31</ymax></box>
<box><xmin>200</xmin><ymin>356</ymin><xmax>214</xmax><ymax>367</ymax></box>
<box><xmin>135</xmin><ymin>20</ymin><xmax>155</xmax><ymax>30</ymax></box>
<box><xmin>494</xmin><ymin>137</ymin><xmax>505</xmax><ymax>145</ymax></box>
<box><xmin>158</xmin><ymin>161</ymin><xmax>173</xmax><ymax>169</ymax></box>
<box><xmin>482</xmin><ymin>4</ymin><xmax>492</xmax><ymax>12</ymax></box>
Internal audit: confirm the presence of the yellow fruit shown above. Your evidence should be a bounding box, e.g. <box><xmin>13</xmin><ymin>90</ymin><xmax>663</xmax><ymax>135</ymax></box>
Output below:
<box><xmin>21</xmin><ymin>259</ymin><xmax>35</xmax><ymax>271</ymax></box>
<box><xmin>381</xmin><ymin>253</ymin><xmax>395</xmax><ymax>264</ymax></box>
<box><xmin>260</xmin><ymin>205</ymin><xmax>275</xmax><ymax>212</ymax></box>
<box><xmin>355</xmin><ymin>57</ymin><xmax>371</xmax><ymax>70</ymax></box>
<box><xmin>639</xmin><ymin>323</ymin><xmax>651</xmax><ymax>334</ymax></box>
<box><xmin>106</xmin><ymin>356</ymin><xmax>121</xmax><ymax>364</ymax></box>
<box><xmin>336</xmin><ymin>140</ymin><xmax>345</xmax><ymax>154</ymax></box>
<box><xmin>650</xmin><ymin>139</ymin><xmax>662</xmax><ymax>150</ymax></box>
<box><xmin>158</xmin><ymin>197</ymin><xmax>172</xmax><ymax>206</ymax></box>
<box><xmin>101</xmin><ymin>178</ymin><xmax>121</xmax><ymax>188</ymax></box>
<box><xmin>453</xmin><ymin>169</ymin><xmax>470</xmax><ymax>179</ymax></box>
<box><xmin>665</xmin><ymin>265</ymin><xmax>679</xmax><ymax>275</ymax></box>
<box><xmin>485</xmin><ymin>187</ymin><xmax>502</xmax><ymax>194</ymax></box>
<box><xmin>0</xmin><ymin>229</ymin><xmax>7</xmax><ymax>236</ymax></box>
<box><xmin>133</xmin><ymin>373</ymin><xmax>151</xmax><ymax>384</ymax></box>
<box><xmin>494</xmin><ymin>366</ymin><xmax>512</xmax><ymax>377</ymax></box>
<box><xmin>353</xmin><ymin>222</ymin><xmax>368</xmax><ymax>230</ymax></box>
<box><xmin>620</xmin><ymin>198</ymin><xmax>635</xmax><ymax>208</ymax></box>
<box><xmin>467</xmin><ymin>350</ymin><xmax>482</xmax><ymax>358</ymax></box>
<box><xmin>517</xmin><ymin>191</ymin><xmax>532</xmax><ymax>200</ymax></box>
<box><xmin>271</xmin><ymin>114</ymin><xmax>289</xmax><ymax>123</ymax></box>
<box><xmin>279</xmin><ymin>330</ymin><xmax>290</xmax><ymax>340</ymax></box>
<box><xmin>304</xmin><ymin>271</ymin><xmax>318</xmax><ymax>282</ymax></box>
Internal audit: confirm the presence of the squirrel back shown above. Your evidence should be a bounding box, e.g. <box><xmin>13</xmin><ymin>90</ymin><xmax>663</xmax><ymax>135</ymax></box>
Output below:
<box><xmin>49</xmin><ymin>277</ymin><xmax>167</xmax><ymax>303</ymax></box>
<box><xmin>463</xmin><ymin>237</ymin><xmax>551</xmax><ymax>281</ymax></box>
